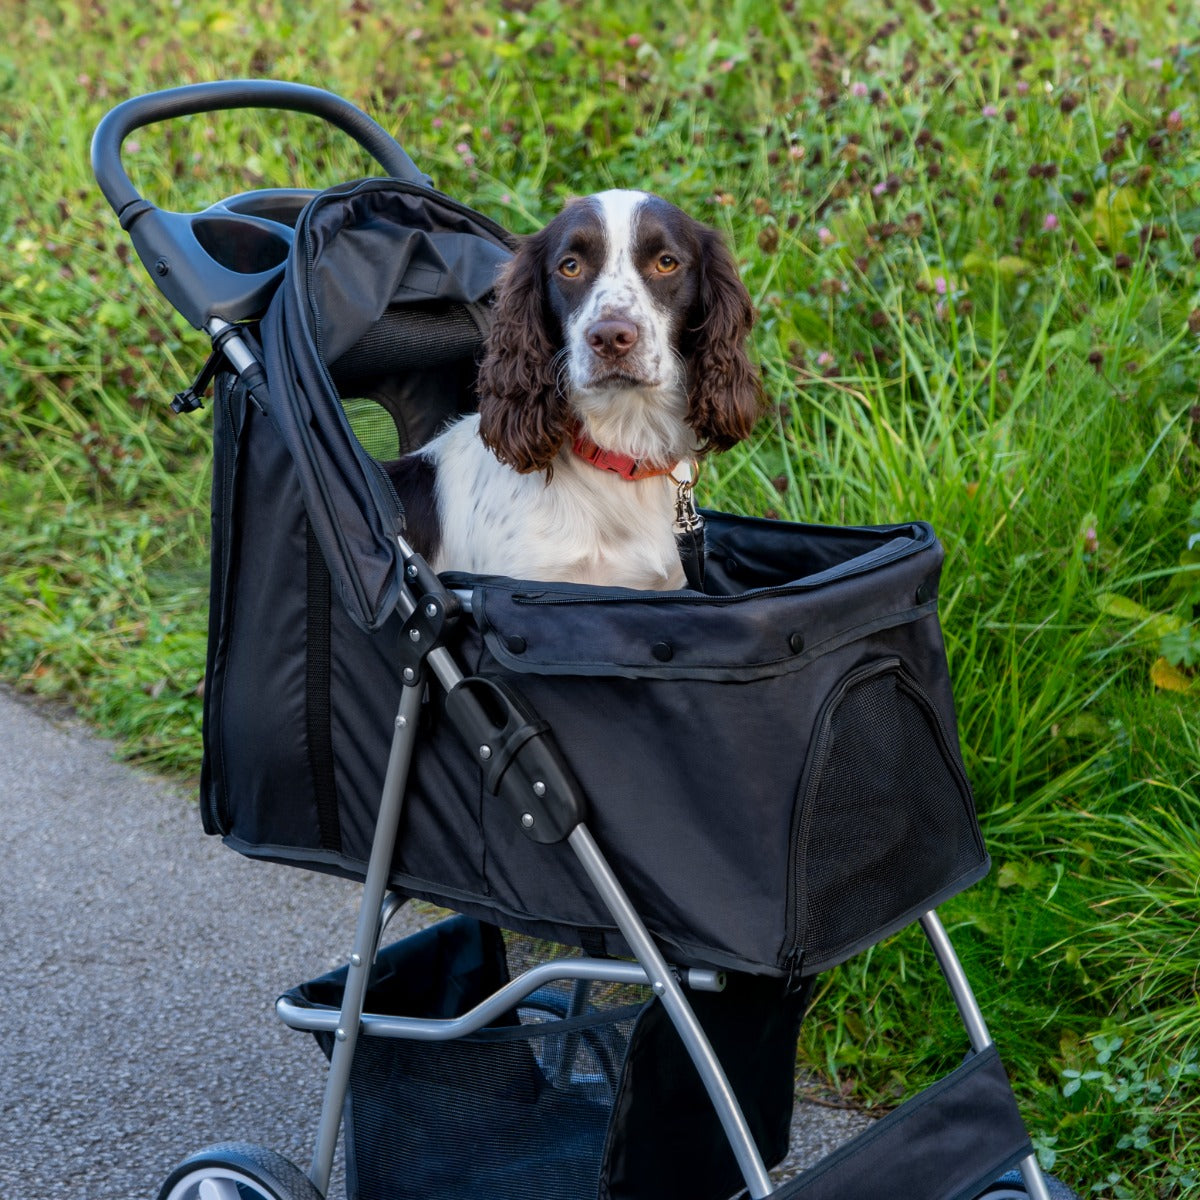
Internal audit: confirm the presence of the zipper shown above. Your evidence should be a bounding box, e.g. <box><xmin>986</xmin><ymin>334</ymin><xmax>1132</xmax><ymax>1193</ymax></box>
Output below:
<box><xmin>781</xmin><ymin>657</ymin><xmax>977</xmax><ymax>976</ymax></box>
<box><xmin>782</xmin><ymin>657</ymin><xmax>902</xmax><ymax>976</ymax></box>
<box><xmin>894</xmin><ymin>672</ymin><xmax>977</xmax><ymax>821</ymax></box>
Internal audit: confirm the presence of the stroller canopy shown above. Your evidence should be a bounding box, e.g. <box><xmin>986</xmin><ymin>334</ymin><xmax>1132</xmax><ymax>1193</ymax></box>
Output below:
<box><xmin>258</xmin><ymin>178</ymin><xmax>513</xmax><ymax>631</ymax></box>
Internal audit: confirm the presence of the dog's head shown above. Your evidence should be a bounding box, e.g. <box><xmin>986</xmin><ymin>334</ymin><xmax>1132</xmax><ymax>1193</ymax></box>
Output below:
<box><xmin>476</xmin><ymin>190</ymin><xmax>761</xmax><ymax>474</ymax></box>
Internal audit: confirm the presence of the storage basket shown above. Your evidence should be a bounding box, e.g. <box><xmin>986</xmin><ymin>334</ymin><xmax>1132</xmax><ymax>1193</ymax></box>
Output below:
<box><xmin>287</xmin><ymin>915</ymin><xmax>808</xmax><ymax>1200</ymax></box>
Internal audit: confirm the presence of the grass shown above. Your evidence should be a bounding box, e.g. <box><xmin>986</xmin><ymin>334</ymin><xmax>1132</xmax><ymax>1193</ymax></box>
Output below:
<box><xmin>2</xmin><ymin>2</ymin><xmax>1198</xmax><ymax>1196</ymax></box>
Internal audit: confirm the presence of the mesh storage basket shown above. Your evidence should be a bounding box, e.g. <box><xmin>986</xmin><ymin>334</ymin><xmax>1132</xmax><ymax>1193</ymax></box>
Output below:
<box><xmin>288</xmin><ymin>915</ymin><xmax>808</xmax><ymax>1200</ymax></box>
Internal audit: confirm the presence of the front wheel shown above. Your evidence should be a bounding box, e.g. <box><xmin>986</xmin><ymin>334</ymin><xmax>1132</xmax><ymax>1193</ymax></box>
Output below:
<box><xmin>975</xmin><ymin>1169</ymin><xmax>1082</xmax><ymax>1200</ymax></box>
<box><xmin>158</xmin><ymin>1143</ymin><xmax>323</xmax><ymax>1200</ymax></box>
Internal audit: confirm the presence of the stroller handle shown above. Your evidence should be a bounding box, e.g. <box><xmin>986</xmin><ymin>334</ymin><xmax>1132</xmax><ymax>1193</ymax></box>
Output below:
<box><xmin>92</xmin><ymin>79</ymin><xmax>429</xmax><ymax>213</ymax></box>
<box><xmin>91</xmin><ymin>80</ymin><xmax>432</xmax><ymax>328</ymax></box>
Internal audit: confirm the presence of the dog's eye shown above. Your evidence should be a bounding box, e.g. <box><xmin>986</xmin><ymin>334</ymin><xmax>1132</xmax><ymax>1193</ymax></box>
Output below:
<box><xmin>654</xmin><ymin>254</ymin><xmax>680</xmax><ymax>275</ymax></box>
<box><xmin>558</xmin><ymin>257</ymin><xmax>582</xmax><ymax>278</ymax></box>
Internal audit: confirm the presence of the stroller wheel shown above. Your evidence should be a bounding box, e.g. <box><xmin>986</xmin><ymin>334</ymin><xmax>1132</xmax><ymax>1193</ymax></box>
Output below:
<box><xmin>158</xmin><ymin>1142</ymin><xmax>323</xmax><ymax>1200</ymax></box>
<box><xmin>974</xmin><ymin>1169</ymin><xmax>1082</xmax><ymax>1199</ymax></box>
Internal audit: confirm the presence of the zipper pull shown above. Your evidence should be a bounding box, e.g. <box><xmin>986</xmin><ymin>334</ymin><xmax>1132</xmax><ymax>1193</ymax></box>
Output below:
<box><xmin>784</xmin><ymin>947</ymin><xmax>806</xmax><ymax>995</ymax></box>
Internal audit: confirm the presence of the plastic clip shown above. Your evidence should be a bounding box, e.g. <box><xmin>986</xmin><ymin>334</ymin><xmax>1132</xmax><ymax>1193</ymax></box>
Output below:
<box><xmin>170</xmin><ymin>347</ymin><xmax>225</xmax><ymax>414</ymax></box>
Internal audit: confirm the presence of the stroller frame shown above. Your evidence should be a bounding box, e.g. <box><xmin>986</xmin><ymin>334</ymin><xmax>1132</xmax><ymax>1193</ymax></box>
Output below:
<box><xmin>92</xmin><ymin>81</ymin><xmax>1064</xmax><ymax>1200</ymax></box>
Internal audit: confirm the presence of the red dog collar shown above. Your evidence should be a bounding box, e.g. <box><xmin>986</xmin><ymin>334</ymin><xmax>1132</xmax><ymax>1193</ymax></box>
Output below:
<box><xmin>571</xmin><ymin>428</ymin><xmax>675</xmax><ymax>480</ymax></box>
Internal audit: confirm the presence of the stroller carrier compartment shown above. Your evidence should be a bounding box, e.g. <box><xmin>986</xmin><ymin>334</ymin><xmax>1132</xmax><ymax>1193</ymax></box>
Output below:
<box><xmin>202</xmin><ymin>361</ymin><xmax>988</xmax><ymax>976</ymax></box>
<box><xmin>194</xmin><ymin>169</ymin><xmax>988</xmax><ymax>979</ymax></box>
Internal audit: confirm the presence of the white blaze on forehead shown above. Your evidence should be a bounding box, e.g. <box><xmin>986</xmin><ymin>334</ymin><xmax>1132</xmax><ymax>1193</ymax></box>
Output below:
<box><xmin>592</xmin><ymin>189</ymin><xmax>649</xmax><ymax>273</ymax></box>
<box><xmin>570</xmin><ymin>189</ymin><xmax>655</xmax><ymax>333</ymax></box>
<box><xmin>563</xmin><ymin>187</ymin><xmax>689</xmax><ymax>460</ymax></box>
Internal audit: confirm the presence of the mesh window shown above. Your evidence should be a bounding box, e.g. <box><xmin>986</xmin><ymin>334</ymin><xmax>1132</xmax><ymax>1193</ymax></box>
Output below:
<box><xmin>341</xmin><ymin>396</ymin><xmax>403</xmax><ymax>461</ymax></box>
<box><xmin>327</xmin><ymin>300</ymin><xmax>486</xmax><ymax>463</ymax></box>
<box><xmin>343</xmin><ymin>999</ymin><xmax>642</xmax><ymax>1200</ymax></box>
<box><xmin>798</xmin><ymin>661</ymin><xmax>985</xmax><ymax>969</ymax></box>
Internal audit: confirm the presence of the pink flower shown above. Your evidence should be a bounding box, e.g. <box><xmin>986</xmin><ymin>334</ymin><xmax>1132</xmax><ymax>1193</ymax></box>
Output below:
<box><xmin>1043</xmin><ymin>213</ymin><xmax>1060</xmax><ymax>232</ymax></box>
<box><xmin>850</xmin><ymin>82</ymin><xmax>869</xmax><ymax>98</ymax></box>
<box><xmin>817</xmin><ymin>226</ymin><xmax>835</xmax><ymax>246</ymax></box>
<box><xmin>1083</xmin><ymin>526</ymin><xmax>1099</xmax><ymax>554</ymax></box>
<box><xmin>934</xmin><ymin>275</ymin><xmax>948</xmax><ymax>296</ymax></box>
<box><xmin>982</xmin><ymin>104</ymin><xmax>999</xmax><ymax>118</ymax></box>
<box><xmin>816</xmin><ymin>351</ymin><xmax>836</xmax><ymax>367</ymax></box>
<box><xmin>1168</xmin><ymin>109</ymin><xmax>1184</xmax><ymax>133</ymax></box>
<box><xmin>1016</xmin><ymin>81</ymin><xmax>1030</xmax><ymax>96</ymax></box>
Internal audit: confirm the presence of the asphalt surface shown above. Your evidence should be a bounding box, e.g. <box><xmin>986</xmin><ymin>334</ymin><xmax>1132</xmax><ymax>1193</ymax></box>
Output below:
<box><xmin>0</xmin><ymin>685</ymin><xmax>868</xmax><ymax>1199</ymax></box>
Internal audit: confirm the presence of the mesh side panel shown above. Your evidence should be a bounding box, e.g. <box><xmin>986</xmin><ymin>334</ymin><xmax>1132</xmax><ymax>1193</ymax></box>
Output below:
<box><xmin>800</xmin><ymin>664</ymin><xmax>983</xmax><ymax>966</ymax></box>
<box><xmin>341</xmin><ymin>397</ymin><xmax>403</xmax><ymax>460</ymax></box>
<box><xmin>329</xmin><ymin>301</ymin><xmax>485</xmax><ymax>462</ymax></box>
<box><xmin>329</xmin><ymin>303</ymin><xmax>483</xmax><ymax>386</ymax></box>
<box><xmin>344</xmin><ymin>1006</ymin><xmax>641</xmax><ymax>1200</ymax></box>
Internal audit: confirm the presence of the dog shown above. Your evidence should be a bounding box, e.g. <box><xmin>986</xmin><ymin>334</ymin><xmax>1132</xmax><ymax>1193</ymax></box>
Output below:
<box><xmin>385</xmin><ymin>189</ymin><xmax>761</xmax><ymax>588</ymax></box>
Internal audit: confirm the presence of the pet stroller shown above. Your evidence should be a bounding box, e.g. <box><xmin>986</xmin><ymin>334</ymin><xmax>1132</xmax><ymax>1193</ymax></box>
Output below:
<box><xmin>93</xmin><ymin>81</ymin><xmax>1078</xmax><ymax>1200</ymax></box>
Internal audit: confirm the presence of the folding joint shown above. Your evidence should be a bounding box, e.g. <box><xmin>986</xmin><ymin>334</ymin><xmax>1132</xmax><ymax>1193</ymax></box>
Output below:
<box><xmin>397</xmin><ymin>591</ymin><xmax>458</xmax><ymax>685</ymax></box>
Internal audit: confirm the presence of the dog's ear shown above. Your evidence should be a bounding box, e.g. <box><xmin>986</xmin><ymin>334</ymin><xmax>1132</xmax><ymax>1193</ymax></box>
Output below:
<box><xmin>686</xmin><ymin>228</ymin><xmax>763</xmax><ymax>453</ymax></box>
<box><xmin>476</xmin><ymin>229</ymin><xmax>569</xmax><ymax>475</ymax></box>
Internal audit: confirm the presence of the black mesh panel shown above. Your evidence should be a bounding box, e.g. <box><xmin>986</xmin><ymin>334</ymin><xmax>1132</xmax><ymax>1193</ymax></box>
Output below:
<box><xmin>799</xmin><ymin>662</ymin><xmax>984</xmax><ymax>969</ymax></box>
<box><xmin>344</xmin><ymin>1003</ymin><xmax>640</xmax><ymax>1200</ymax></box>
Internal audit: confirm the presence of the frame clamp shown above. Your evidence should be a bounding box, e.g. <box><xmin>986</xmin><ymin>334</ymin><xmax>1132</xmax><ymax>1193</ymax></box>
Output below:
<box><xmin>444</xmin><ymin>676</ymin><xmax>586</xmax><ymax>844</ymax></box>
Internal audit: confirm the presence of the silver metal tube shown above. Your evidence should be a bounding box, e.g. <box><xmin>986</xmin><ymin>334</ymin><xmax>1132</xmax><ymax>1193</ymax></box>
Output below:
<box><xmin>277</xmin><ymin>958</ymin><xmax>725</xmax><ymax>1040</ymax></box>
<box><xmin>568</xmin><ymin>825</ymin><xmax>773</xmax><ymax>1199</ymax></box>
<box><xmin>204</xmin><ymin>318</ymin><xmax>259</xmax><ymax>374</ymax></box>
<box><xmin>921</xmin><ymin>911</ymin><xmax>1053</xmax><ymax>1200</ymax></box>
<box><xmin>1018</xmin><ymin>1154</ymin><xmax>1054</xmax><ymax>1200</ymax></box>
<box><xmin>308</xmin><ymin>682</ymin><xmax>425</xmax><ymax>1194</ymax></box>
<box><xmin>919</xmin><ymin>909</ymin><xmax>992</xmax><ymax>1051</ymax></box>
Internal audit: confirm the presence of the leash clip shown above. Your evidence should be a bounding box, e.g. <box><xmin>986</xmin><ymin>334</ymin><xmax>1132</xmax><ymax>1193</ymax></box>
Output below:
<box><xmin>671</xmin><ymin>468</ymin><xmax>703</xmax><ymax>535</ymax></box>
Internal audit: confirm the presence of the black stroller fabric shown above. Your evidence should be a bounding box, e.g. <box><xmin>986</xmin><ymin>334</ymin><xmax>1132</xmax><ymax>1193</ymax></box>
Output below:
<box><xmin>287</xmin><ymin>914</ymin><xmax>809</xmax><ymax>1200</ymax></box>
<box><xmin>199</xmin><ymin>177</ymin><xmax>990</xmax><ymax>977</ymax></box>
<box><xmin>258</xmin><ymin>176</ymin><xmax>512</xmax><ymax>631</ymax></box>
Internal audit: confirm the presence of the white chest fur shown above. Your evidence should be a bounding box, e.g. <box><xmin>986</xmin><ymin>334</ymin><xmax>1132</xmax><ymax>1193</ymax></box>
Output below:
<box><xmin>426</xmin><ymin>416</ymin><xmax>685</xmax><ymax>589</ymax></box>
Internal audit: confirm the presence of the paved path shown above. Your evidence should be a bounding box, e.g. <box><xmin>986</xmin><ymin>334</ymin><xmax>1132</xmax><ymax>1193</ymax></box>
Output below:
<box><xmin>0</xmin><ymin>686</ymin><xmax>867</xmax><ymax>1199</ymax></box>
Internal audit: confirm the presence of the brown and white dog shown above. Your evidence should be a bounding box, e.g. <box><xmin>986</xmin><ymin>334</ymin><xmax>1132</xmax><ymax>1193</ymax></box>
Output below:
<box><xmin>386</xmin><ymin>189</ymin><xmax>760</xmax><ymax>588</ymax></box>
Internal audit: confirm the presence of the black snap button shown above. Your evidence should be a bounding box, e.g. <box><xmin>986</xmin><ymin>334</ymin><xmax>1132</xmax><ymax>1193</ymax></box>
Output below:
<box><xmin>506</xmin><ymin>635</ymin><xmax>527</xmax><ymax>654</ymax></box>
<box><xmin>651</xmin><ymin>641</ymin><xmax>674</xmax><ymax>662</ymax></box>
<box><xmin>916</xmin><ymin>583</ymin><xmax>933</xmax><ymax>605</ymax></box>
<box><xmin>789</xmin><ymin>632</ymin><xmax>805</xmax><ymax>654</ymax></box>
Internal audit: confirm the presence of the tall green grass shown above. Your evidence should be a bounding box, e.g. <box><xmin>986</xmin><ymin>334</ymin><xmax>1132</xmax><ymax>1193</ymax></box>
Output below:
<box><xmin>2</xmin><ymin>2</ymin><xmax>1198</xmax><ymax>1195</ymax></box>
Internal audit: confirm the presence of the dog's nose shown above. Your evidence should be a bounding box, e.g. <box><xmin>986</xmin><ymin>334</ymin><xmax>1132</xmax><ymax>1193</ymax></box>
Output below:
<box><xmin>586</xmin><ymin>318</ymin><xmax>639</xmax><ymax>360</ymax></box>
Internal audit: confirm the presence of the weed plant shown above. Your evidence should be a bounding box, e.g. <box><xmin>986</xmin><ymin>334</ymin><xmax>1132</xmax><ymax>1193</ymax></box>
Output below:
<box><xmin>1</xmin><ymin>2</ymin><xmax>1197</xmax><ymax>1196</ymax></box>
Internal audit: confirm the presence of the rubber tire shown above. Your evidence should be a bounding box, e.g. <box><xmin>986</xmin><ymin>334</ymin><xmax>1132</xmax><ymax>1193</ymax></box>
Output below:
<box><xmin>975</xmin><ymin>1170</ymin><xmax>1082</xmax><ymax>1200</ymax></box>
<box><xmin>157</xmin><ymin>1142</ymin><xmax>324</xmax><ymax>1200</ymax></box>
